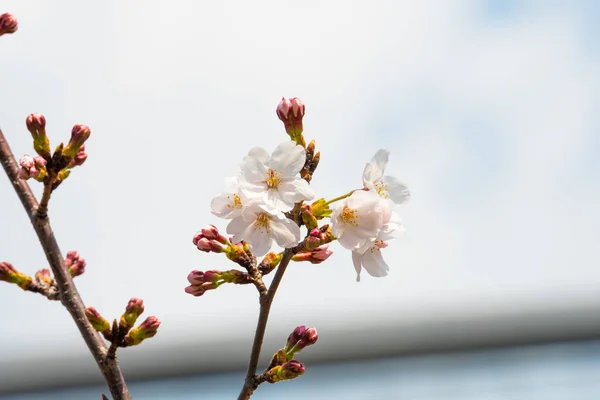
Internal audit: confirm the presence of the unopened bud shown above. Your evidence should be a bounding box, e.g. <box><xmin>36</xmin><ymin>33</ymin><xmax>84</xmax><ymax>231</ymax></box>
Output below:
<box><xmin>301</xmin><ymin>205</ymin><xmax>318</xmax><ymax>230</ymax></box>
<box><xmin>200</xmin><ymin>224</ymin><xmax>228</xmax><ymax>244</ymax></box>
<box><xmin>185</xmin><ymin>269</ymin><xmax>249</xmax><ymax>296</ymax></box>
<box><xmin>305</xmin><ymin>228</ymin><xmax>322</xmax><ymax>251</ymax></box>
<box><xmin>0</xmin><ymin>262</ymin><xmax>32</xmax><ymax>290</ymax></box>
<box><xmin>65</xmin><ymin>251</ymin><xmax>86</xmax><ymax>278</ymax></box>
<box><xmin>276</xmin><ymin>97</ymin><xmax>306</xmax><ymax>145</ymax></box>
<box><xmin>120</xmin><ymin>298</ymin><xmax>145</xmax><ymax>330</ymax></box>
<box><xmin>286</xmin><ymin>326</ymin><xmax>318</xmax><ymax>357</ymax></box>
<box><xmin>292</xmin><ymin>245</ymin><xmax>333</xmax><ymax>264</ymax></box>
<box><xmin>18</xmin><ymin>155</ymin><xmax>47</xmax><ymax>181</ymax></box>
<box><xmin>268</xmin><ymin>360</ymin><xmax>305</xmax><ymax>383</ymax></box>
<box><xmin>68</xmin><ymin>144</ymin><xmax>88</xmax><ymax>167</ymax></box>
<box><xmin>285</xmin><ymin>326</ymin><xmax>307</xmax><ymax>352</ymax></box>
<box><xmin>258</xmin><ymin>252</ymin><xmax>282</xmax><ymax>275</ymax></box>
<box><xmin>25</xmin><ymin>114</ymin><xmax>51</xmax><ymax>160</ymax></box>
<box><xmin>85</xmin><ymin>307</ymin><xmax>111</xmax><ymax>333</ymax></box>
<box><xmin>63</xmin><ymin>124</ymin><xmax>91</xmax><ymax>159</ymax></box>
<box><xmin>124</xmin><ymin>316</ymin><xmax>160</xmax><ymax>346</ymax></box>
<box><xmin>35</xmin><ymin>269</ymin><xmax>53</xmax><ymax>286</ymax></box>
<box><xmin>195</xmin><ymin>237</ymin><xmax>223</xmax><ymax>253</ymax></box>
<box><xmin>0</xmin><ymin>13</ymin><xmax>18</xmax><ymax>36</ymax></box>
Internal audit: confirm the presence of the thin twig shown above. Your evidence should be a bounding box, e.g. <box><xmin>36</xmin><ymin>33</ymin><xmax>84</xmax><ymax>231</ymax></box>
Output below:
<box><xmin>0</xmin><ymin>128</ymin><xmax>130</xmax><ymax>400</ymax></box>
<box><xmin>237</xmin><ymin>249</ymin><xmax>294</xmax><ymax>400</ymax></box>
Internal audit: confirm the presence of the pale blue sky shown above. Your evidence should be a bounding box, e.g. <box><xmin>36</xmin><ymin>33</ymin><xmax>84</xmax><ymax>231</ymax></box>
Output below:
<box><xmin>1</xmin><ymin>0</ymin><xmax>599</xmax><ymax>392</ymax></box>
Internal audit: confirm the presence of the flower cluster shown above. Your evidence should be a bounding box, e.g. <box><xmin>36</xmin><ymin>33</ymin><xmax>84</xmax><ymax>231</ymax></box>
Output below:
<box><xmin>193</xmin><ymin>97</ymin><xmax>410</xmax><ymax>283</ymax></box>
<box><xmin>210</xmin><ymin>140</ymin><xmax>315</xmax><ymax>257</ymax></box>
<box><xmin>331</xmin><ymin>149</ymin><xmax>410</xmax><ymax>281</ymax></box>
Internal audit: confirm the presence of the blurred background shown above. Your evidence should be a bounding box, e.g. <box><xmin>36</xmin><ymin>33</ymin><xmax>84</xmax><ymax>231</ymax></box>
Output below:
<box><xmin>1</xmin><ymin>0</ymin><xmax>600</xmax><ymax>399</ymax></box>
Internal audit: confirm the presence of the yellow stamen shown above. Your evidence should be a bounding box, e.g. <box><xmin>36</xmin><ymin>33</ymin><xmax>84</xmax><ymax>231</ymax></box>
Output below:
<box><xmin>374</xmin><ymin>180</ymin><xmax>388</xmax><ymax>198</ymax></box>
<box><xmin>266</xmin><ymin>168</ymin><xmax>283</xmax><ymax>189</ymax></box>
<box><xmin>253</xmin><ymin>213</ymin><xmax>271</xmax><ymax>233</ymax></box>
<box><xmin>340</xmin><ymin>206</ymin><xmax>358</xmax><ymax>226</ymax></box>
<box><xmin>226</xmin><ymin>193</ymin><xmax>242</xmax><ymax>209</ymax></box>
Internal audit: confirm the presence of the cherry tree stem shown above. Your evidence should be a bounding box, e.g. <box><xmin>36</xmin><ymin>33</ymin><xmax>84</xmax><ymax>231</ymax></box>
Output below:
<box><xmin>237</xmin><ymin>249</ymin><xmax>294</xmax><ymax>400</ymax></box>
<box><xmin>0</xmin><ymin>128</ymin><xmax>130</xmax><ymax>400</ymax></box>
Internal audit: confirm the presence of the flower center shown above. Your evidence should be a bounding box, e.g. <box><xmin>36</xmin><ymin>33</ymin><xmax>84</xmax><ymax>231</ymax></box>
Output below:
<box><xmin>340</xmin><ymin>206</ymin><xmax>358</xmax><ymax>226</ymax></box>
<box><xmin>226</xmin><ymin>193</ymin><xmax>242</xmax><ymax>209</ymax></box>
<box><xmin>253</xmin><ymin>213</ymin><xmax>271</xmax><ymax>233</ymax></box>
<box><xmin>374</xmin><ymin>180</ymin><xmax>388</xmax><ymax>198</ymax></box>
<box><xmin>368</xmin><ymin>240</ymin><xmax>387</xmax><ymax>253</ymax></box>
<box><xmin>265</xmin><ymin>168</ymin><xmax>283</xmax><ymax>189</ymax></box>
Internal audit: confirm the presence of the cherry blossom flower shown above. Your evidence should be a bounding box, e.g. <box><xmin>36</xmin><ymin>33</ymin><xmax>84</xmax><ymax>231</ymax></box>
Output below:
<box><xmin>351</xmin><ymin>212</ymin><xmax>405</xmax><ymax>281</ymax></box>
<box><xmin>211</xmin><ymin>177</ymin><xmax>247</xmax><ymax>219</ymax></box>
<box><xmin>330</xmin><ymin>190</ymin><xmax>390</xmax><ymax>251</ymax></box>
<box><xmin>362</xmin><ymin>149</ymin><xmax>410</xmax><ymax>206</ymax></box>
<box><xmin>239</xmin><ymin>141</ymin><xmax>315</xmax><ymax>212</ymax></box>
<box><xmin>226</xmin><ymin>200</ymin><xmax>301</xmax><ymax>256</ymax></box>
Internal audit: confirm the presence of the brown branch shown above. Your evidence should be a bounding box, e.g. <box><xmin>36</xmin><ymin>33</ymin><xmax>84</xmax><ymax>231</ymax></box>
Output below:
<box><xmin>237</xmin><ymin>249</ymin><xmax>294</xmax><ymax>400</ymax></box>
<box><xmin>0</xmin><ymin>128</ymin><xmax>130</xmax><ymax>400</ymax></box>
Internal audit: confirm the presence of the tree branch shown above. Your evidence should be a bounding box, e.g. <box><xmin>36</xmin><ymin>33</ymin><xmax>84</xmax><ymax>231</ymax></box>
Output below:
<box><xmin>237</xmin><ymin>249</ymin><xmax>294</xmax><ymax>400</ymax></box>
<box><xmin>0</xmin><ymin>128</ymin><xmax>130</xmax><ymax>400</ymax></box>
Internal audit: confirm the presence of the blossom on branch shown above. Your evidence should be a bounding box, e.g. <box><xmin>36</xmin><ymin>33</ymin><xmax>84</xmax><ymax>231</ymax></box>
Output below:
<box><xmin>239</xmin><ymin>140</ymin><xmax>315</xmax><ymax>212</ymax></box>
<box><xmin>363</xmin><ymin>149</ymin><xmax>410</xmax><ymax>206</ymax></box>
<box><xmin>351</xmin><ymin>212</ymin><xmax>405</xmax><ymax>281</ymax></box>
<box><xmin>226</xmin><ymin>200</ymin><xmax>301</xmax><ymax>256</ymax></box>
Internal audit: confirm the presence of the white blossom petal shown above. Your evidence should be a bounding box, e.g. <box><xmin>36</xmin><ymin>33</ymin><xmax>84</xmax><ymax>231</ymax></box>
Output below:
<box><xmin>226</xmin><ymin>215</ymin><xmax>251</xmax><ymax>242</ymax></box>
<box><xmin>241</xmin><ymin>147</ymin><xmax>270</xmax><ymax>183</ymax></box>
<box><xmin>352</xmin><ymin>252</ymin><xmax>363</xmax><ymax>282</ymax></box>
<box><xmin>362</xmin><ymin>149</ymin><xmax>389</xmax><ymax>188</ymax></box>
<box><xmin>360</xmin><ymin>249</ymin><xmax>389</xmax><ymax>277</ymax></box>
<box><xmin>245</xmin><ymin>229</ymin><xmax>272</xmax><ymax>257</ymax></box>
<box><xmin>270</xmin><ymin>141</ymin><xmax>306</xmax><ymax>176</ymax></box>
<box><xmin>210</xmin><ymin>193</ymin><xmax>242</xmax><ymax>219</ymax></box>
<box><xmin>270</xmin><ymin>218</ymin><xmax>301</xmax><ymax>248</ymax></box>
<box><xmin>382</xmin><ymin>175</ymin><xmax>411</xmax><ymax>205</ymax></box>
<box><xmin>278</xmin><ymin>179</ymin><xmax>315</xmax><ymax>205</ymax></box>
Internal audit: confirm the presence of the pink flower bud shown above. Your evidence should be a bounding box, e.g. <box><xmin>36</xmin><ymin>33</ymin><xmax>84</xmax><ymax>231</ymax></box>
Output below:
<box><xmin>65</xmin><ymin>251</ymin><xmax>86</xmax><ymax>278</ymax></box>
<box><xmin>63</xmin><ymin>124</ymin><xmax>91</xmax><ymax>159</ymax></box>
<box><xmin>0</xmin><ymin>262</ymin><xmax>17</xmax><ymax>282</ymax></box>
<box><xmin>312</xmin><ymin>245</ymin><xmax>333</xmax><ymax>262</ymax></box>
<box><xmin>26</xmin><ymin>114</ymin><xmax>46</xmax><ymax>138</ymax></box>
<box><xmin>69</xmin><ymin>144</ymin><xmax>88</xmax><ymax>167</ymax></box>
<box><xmin>0</xmin><ymin>13</ymin><xmax>18</xmax><ymax>36</ymax></box>
<box><xmin>124</xmin><ymin>316</ymin><xmax>160</xmax><ymax>346</ymax></box>
<box><xmin>276</xmin><ymin>96</ymin><xmax>305</xmax><ymax>140</ymax></box>
<box><xmin>200</xmin><ymin>224</ymin><xmax>229</xmax><ymax>244</ymax></box>
<box><xmin>85</xmin><ymin>307</ymin><xmax>110</xmax><ymax>332</ymax></box>
<box><xmin>286</xmin><ymin>326</ymin><xmax>319</xmax><ymax>356</ymax></box>
<box><xmin>19</xmin><ymin>155</ymin><xmax>47</xmax><ymax>181</ymax></box>
<box><xmin>285</xmin><ymin>325</ymin><xmax>307</xmax><ymax>351</ymax></box>
<box><xmin>269</xmin><ymin>360</ymin><xmax>305</xmax><ymax>382</ymax></box>
<box><xmin>192</xmin><ymin>231</ymin><xmax>204</xmax><ymax>246</ymax></box>
<box><xmin>121</xmin><ymin>298</ymin><xmax>145</xmax><ymax>329</ymax></box>
<box><xmin>299</xmin><ymin>327</ymin><xmax>318</xmax><ymax>347</ymax></box>
<box><xmin>195</xmin><ymin>237</ymin><xmax>223</xmax><ymax>253</ymax></box>
<box><xmin>71</xmin><ymin>124</ymin><xmax>91</xmax><ymax>145</ymax></box>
